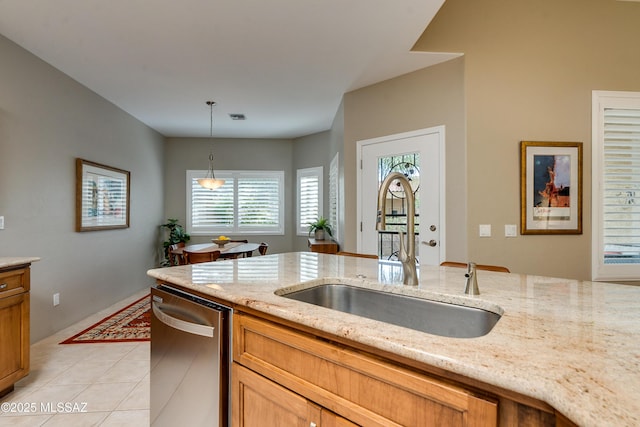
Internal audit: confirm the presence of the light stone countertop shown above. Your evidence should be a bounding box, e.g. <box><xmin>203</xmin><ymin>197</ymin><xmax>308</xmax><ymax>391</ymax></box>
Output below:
<box><xmin>0</xmin><ymin>257</ymin><xmax>40</xmax><ymax>269</ymax></box>
<box><xmin>147</xmin><ymin>252</ymin><xmax>640</xmax><ymax>427</ymax></box>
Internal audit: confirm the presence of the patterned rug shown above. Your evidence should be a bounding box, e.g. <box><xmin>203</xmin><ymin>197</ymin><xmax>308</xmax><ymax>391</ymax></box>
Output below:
<box><xmin>60</xmin><ymin>294</ymin><xmax>150</xmax><ymax>344</ymax></box>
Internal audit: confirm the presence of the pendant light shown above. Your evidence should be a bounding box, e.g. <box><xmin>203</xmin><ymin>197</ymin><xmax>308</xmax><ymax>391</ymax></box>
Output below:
<box><xmin>197</xmin><ymin>101</ymin><xmax>225</xmax><ymax>190</ymax></box>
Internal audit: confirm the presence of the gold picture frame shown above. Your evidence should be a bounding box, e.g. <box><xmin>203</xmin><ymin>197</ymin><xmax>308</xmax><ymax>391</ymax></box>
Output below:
<box><xmin>76</xmin><ymin>158</ymin><xmax>130</xmax><ymax>232</ymax></box>
<box><xmin>520</xmin><ymin>141</ymin><xmax>582</xmax><ymax>235</ymax></box>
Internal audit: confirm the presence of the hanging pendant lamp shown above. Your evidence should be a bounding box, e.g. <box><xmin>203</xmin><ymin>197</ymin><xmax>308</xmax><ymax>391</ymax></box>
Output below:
<box><xmin>197</xmin><ymin>101</ymin><xmax>225</xmax><ymax>190</ymax></box>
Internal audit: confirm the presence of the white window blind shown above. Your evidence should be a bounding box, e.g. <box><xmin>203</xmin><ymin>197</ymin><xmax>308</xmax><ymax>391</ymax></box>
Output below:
<box><xmin>592</xmin><ymin>91</ymin><xmax>640</xmax><ymax>280</ymax></box>
<box><xmin>187</xmin><ymin>170</ymin><xmax>284</xmax><ymax>235</ymax></box>
<box><xmin>297</xmin><ymin>167</ymin><xmax>323</xmax><ymax>235</ymax></box>
<box><xmin>329</xmin><ymin>153</ymin><xmax>339</xmax><ymax>242</ymax></box>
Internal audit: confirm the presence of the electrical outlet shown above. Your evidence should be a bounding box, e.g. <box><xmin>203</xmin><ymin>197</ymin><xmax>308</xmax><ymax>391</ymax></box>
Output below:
<box><xmin>53</xmin><ymin>293</ymin><xmax>60</xmax><ymax>306</ymax></box>
<box><xmin>0</xmin><ymin>216</ymin><xmax>4</xmax><ymax>230</ymax></box>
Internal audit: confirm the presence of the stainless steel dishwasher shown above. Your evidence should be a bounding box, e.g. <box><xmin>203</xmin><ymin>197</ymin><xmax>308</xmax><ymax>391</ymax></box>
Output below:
<box><xmin>150</xmin><ymin>285</ymin><xmax>232</xmax><ymax>427</ymax></box>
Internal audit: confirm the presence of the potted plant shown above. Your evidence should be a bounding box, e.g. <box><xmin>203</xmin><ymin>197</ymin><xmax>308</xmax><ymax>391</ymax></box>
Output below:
<box><xmin>161</xmin><ymin>218</ymin><xmax>191</xmax><ymax>266</ymax></box>
<box><xmin>308</xmin><ymin>216</ymin><xmax>333</xmax><ymax>240</ymax></box>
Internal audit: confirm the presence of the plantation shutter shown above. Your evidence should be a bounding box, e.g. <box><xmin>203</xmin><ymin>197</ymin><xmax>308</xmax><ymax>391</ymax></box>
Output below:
<box><xmin>603</xmin><ymin>107</ymin><xmax>640</xmax><ymax>264</ymax></box>
<box><xmin>190</xmin><ymin>176</ymin><xmax>235</xmax><ymax>230</ymax></box>
<box><xmin>238</xmin><ymin>175</ymin><xmax>281</xmax><ymax>227</ymax></box>
<box><xmin>297</xmin><ymin>167</ymin><xmax>323</xmax><ymax>235</ymax></box>
<box><xmin>187</xmin><ymin>170</ymin><xmax>284</xmax><ymax>235</ymax></box>
<box><xmin>329</xmin><ymin>153</ymin><xmax>339</xmax><ymax>242</ymax></box>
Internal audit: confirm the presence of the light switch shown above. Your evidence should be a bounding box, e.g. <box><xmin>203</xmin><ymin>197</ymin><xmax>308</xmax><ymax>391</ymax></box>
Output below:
<box><xmin>505</xmin><ymin>224</ymin><xmax>517</xmax><ymax>237</ymax></box>
<box><xmin>479</xmin><ymin>224</ymin><xmax>491</xmax><ymax>237</ymax></box>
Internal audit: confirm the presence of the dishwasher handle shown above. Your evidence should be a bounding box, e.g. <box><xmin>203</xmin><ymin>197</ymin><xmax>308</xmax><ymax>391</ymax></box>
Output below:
<box><xmin>152</xmin><ymin>301</ymin><xmax>215</xmax><ymax>338</ymax></box>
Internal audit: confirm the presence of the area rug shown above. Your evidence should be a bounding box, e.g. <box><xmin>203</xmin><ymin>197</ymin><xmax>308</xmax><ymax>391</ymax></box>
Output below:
<box><xmin>60</xmin><ymin>294</ymin><xmax>150</xmax><ymax>344</ymax></box>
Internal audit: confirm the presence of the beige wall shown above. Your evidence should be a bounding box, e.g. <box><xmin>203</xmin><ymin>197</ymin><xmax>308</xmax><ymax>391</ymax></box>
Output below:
<box><xmin>0</xmin><ymin>35</ymin><xmax>165</xmax><ymax>342</ymax></box>
<box><xmin>412</xmin><ymin>0</ymin><xmax>640</xmax><ymax>280</ymax></box>
<box><xmin>343</xmin><ymin>57</ymin><xmax>467</xmax><ymax>262</ymax></box>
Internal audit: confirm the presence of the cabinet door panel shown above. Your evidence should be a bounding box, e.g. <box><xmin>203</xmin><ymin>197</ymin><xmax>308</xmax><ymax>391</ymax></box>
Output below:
<box><xmin>0</xmin><ymin>292</ymin><xmax>29</xmax><ymax>390</ymax></box>
<box><xmin>321</xmin><ymin>409</ymin><xmax>360</xmax><ymax>427</ymax></box>
<box><xmin>233</xmin><ymin>364</ymin><xmax>321</xmax><ymax>427</ymax></box>
<box><xmin>234</xmin><ymin>313</ymin><xmax>497</xmax><ymax>427</ymax></box>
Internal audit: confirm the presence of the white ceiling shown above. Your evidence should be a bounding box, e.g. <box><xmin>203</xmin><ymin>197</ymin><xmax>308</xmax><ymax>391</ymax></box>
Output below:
<box><xmin>0</xmin><ymin>0</ymin><xmax>457</xmax><ymax>139</ymax></box>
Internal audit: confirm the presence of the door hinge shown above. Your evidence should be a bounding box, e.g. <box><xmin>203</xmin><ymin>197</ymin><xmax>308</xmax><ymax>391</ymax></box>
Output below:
<box><xmin>360</xmin><ymin>159</ymin><xmax>363</xmax><ymax>169</ymax></box>
<box><xmin>360</xmin><ymin>221</ymin><xmax>363</xmax><ymax>232</ymax></box>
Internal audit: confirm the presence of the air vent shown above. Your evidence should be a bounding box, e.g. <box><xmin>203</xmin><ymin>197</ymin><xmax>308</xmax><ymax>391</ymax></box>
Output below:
<box><xmin>229</xmin><ymin>113</ymin><xmax>246</xmax><ymax>121</ymax></box>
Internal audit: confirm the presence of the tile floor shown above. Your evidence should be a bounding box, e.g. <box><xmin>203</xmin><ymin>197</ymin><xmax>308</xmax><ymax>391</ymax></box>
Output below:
<box><xmin>0</xmin><ymin>289</ymin><xmax>150</xmax><ymax>427</ymax></box>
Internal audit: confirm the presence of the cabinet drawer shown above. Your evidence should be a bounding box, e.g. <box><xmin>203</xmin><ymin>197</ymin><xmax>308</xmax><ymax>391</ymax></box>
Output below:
<box><xmin>234</xmin><ymin>313</ymin><xmax>497</xmax><ymax>427</ymax></box>
<box><xmin>0</xmin><ymin>267</ymin><xmax>29</xmax><ymax>298</ymax></box>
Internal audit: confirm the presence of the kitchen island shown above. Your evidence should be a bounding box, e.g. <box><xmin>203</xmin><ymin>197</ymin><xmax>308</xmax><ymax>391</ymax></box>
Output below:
<box><xmin>147</xmin><ymin>252</ymin><xmax>640</xmax><ymax>427</ymax></box>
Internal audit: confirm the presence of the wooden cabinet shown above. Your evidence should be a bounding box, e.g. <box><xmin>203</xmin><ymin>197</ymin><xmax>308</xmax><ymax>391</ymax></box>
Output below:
<box><xmin>308</xmin><ymin>238</ymin><xmax>338</xmax><ymax>254</ymax></box>
<box><xmin>234</xmin><ymin>364</ymin><xmax>357</xmax><ymax>427</ymax></box>
<box><xmin>233</xmin><ymin>313</ymin><xmax>497</xmax><ymax>427</ymax></box>
<box><xmin>0</xmin><ymin>265</ymin><xmax>30</xmax><ymax>397</ymax></box>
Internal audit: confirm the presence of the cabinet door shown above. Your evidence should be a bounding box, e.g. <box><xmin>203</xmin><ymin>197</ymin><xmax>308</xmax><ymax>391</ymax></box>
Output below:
<box><xmin>321</xmin><ymin>410</ymin><xmax>359</xmax><ymax>427</ymax></box>
<box><xmin>233</xmin><ymin>364</ymin><xmax>321</xmax><ymax>427</ymax></box>
<box><xmin>234</xmin><ymin>313</ymin><xmax>497</xmax><ymax>427</ymax></box>
<box><xmin>0</xmin><ymin>292</ymin><xmax>30</xmax><ymax>392</ymax></box>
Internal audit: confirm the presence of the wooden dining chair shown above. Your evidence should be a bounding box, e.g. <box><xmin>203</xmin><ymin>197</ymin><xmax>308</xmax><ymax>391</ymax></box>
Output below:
<box><xmin>258</xmin><ymin>242</ymin><xmax>269</xmax><ymax>255</ymax></box>
<box><xmin>168</xmin><ymin>242</ymin><xmax>185</xmax><ymax>265</ymax></box>
<box><xmin>183</xmin><ymin>249</ymin><xmax>221</xmax><ymax>264</ymax></box>
<box><xmin>440</xmin><ymin>261</ymin><xmax>510</xmax><ymax>273</ymax></box>
<box><xmin>336</xmin><ymin>251</ymin><xmax>378</xmax><ymax>259</ymax></box>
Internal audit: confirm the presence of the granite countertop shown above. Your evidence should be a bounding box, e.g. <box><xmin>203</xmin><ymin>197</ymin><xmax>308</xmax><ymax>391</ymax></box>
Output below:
<box><xmin>147</xmin><ymin>252</ymin><xmax>640</xmax><ymax>427</ymax></box>
<box><xmin>0</xmin><ymin>257</ymin><xmax>40</xmax><ymax>269</ymax></box>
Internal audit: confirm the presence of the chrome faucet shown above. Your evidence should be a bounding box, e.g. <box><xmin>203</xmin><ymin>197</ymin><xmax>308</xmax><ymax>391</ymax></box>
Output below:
<box><xmin>376</xmin><ymin>172</ymin><xmax>418</xmax><ymax>286</ymax></box>
<box><xmin>464</xmin><ymin>262</ymin><xmax>480</xmax><ymax>295</ymax></box>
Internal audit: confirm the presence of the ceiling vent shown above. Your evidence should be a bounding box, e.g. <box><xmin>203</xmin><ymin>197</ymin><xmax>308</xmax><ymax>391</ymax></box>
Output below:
<box><xmin>229</xmin><ymin>114</ymin><xmax>246</xmax><ymax>121</ymax></box>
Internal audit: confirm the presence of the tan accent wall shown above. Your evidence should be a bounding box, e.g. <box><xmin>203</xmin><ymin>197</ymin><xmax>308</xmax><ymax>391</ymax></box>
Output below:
<box><xmin>407</xmin><ymin>0</ymin><xmax>640</xmax><ymax>279</ymax></box>
<box><xmin>343</xmin><ymin>57</ymin><xmax>467</xmax><ymax>263</ymax></box>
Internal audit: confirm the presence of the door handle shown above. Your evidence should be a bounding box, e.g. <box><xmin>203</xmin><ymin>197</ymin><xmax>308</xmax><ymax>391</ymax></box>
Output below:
<box><xmin>422</xmin><ymin>240</ymin><xmax>438</xmax><ymax>247</ymax></box>
<box><xmin>152</xmin><ymin>302</ymin><xmax>215</xmax><ymax>338</ymax></box>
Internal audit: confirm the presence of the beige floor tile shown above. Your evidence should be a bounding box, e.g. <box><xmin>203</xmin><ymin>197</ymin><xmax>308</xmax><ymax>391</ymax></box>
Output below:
<box><xmin>115</xmin><ymin>380</ymin><xmax>149</xmax><ymax>411</ymax></box>
<box><xmin>40</xmin><ymin>411</ymin><xmax>109</xmax><ymax>426</ymax></box>
<box><xmin>99</xmin><ymin>409</ymin><xmax>149</xmax><ymax>427</ymax></box>
<box><xmin>3</xmin><ymin>291</ymin><xmax>151</xmax><ymax>425</ymax></box>
<box><xmin>17</xmin><ymin>384</ymin><xmax>90</xmax><ymax>414</ymax></box>
<box><xmin>73</xmin><ymin>382</ymin><xmax>137</xmax><ymax>413</ymax></box>
<box><xmin>0</xmin><ymin>414</ymin><xmax>53</xmax><ymax>426</ymax></box>
<box><xmin>97</xmin><ymin>360</ymin><xmax>149</xmax><ymax>384</ymax></box>
<box><xmin>123</xmin><ymin>343</ymin><xmax>150</xmax><ymax>361</ymax></box>
<box><xmin>47</xmin><ymin>359</ymin><xmax>120</xmax><ymax>386</ymax></box>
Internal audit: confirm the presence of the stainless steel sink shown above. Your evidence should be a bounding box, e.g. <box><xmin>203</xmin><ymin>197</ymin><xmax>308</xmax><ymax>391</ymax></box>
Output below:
<box><xmin>280</xmin><ymin>284</ymin><xmax>500</xmax><ymax>338</ymax></box>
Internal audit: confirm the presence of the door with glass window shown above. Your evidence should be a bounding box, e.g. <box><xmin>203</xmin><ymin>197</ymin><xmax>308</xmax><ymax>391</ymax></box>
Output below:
<box><xmin>357</xmin><ymin>127</ymin><xmax>443</xmax><ymax>266</ymax></box>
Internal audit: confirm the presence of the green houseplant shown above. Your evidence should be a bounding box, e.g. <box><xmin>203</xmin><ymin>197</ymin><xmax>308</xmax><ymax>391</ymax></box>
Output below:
<box><xmin>308</xmin><ymin>216</ymin><xmax>333</xmax><ymax>240</ymax></box>
<box><xmin>161</xmin><ymin>218</ymin><xmax>190</xmax><ymax>266</ymax></box>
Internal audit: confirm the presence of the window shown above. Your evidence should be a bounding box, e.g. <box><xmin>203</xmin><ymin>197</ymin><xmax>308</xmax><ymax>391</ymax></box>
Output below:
<box><xmin>592</xmin><ymin>91</ymin><xmax>640</xmax><ymax>280</ymax></box>
<box><xmin>297</xmin><ymin>167</ymin><xmax>323</xmax><ymax>235</ymax></box>
<box><xmin>329</xmin><ymin>153</ymin><xmax>339</xmax><ymax>242</ymax></box>
<box><xmin>187</xmin><ymin>170</ymin><xmax>284</xmax><ymax>236</ymax></box>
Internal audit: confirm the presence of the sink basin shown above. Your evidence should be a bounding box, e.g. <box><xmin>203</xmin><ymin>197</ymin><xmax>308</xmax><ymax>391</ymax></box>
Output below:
<box><xmin>279</xmin><ymin>284</ymin><xmax>500</xmax><ymax>338</ymax></box>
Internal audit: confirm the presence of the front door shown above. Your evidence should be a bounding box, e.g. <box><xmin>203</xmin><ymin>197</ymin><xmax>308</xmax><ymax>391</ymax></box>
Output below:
<box><xmin>357</xmin><ymin>126</ymin><xmax>444</xmax><ymax>266</ymax></box>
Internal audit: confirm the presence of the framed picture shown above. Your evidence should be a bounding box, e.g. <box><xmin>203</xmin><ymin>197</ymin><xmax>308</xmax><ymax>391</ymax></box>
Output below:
<box><xmin>520</xmin><ymin>141</ymin><xmax>582</xmax><ymax>234</ymax></box>
<box><xmin>76</xmin><ymin>158</ymin><xmax>130</xmax><ymax>232</ymax></box>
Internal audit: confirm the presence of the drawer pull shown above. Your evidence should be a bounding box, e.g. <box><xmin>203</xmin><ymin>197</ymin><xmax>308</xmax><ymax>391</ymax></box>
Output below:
<box><xmin>0</xmin><ymin>283</ymin><xmax>7</xmax><ymax>290</ymax></box>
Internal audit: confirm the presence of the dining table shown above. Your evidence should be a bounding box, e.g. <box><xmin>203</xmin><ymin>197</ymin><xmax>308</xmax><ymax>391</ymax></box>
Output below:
<box><xmin>172</xmin><ymin>242</ymin><xmax>261</xmax><ymax>263</ymax></box>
